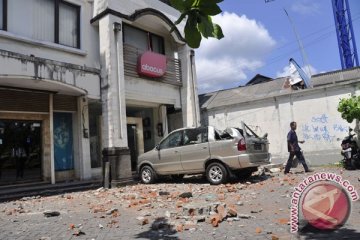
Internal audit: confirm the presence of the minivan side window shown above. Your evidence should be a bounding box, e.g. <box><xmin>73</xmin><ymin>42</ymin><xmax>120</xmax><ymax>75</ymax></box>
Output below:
<box><xmin>160</xmin><ymin>131</ymin><xmax>182</xmax><ymax>149</ymax></box>
<box><xmin>184</xmin><ymin>128</ymin><xmax>208</xmax><ymax>145</ymax></box>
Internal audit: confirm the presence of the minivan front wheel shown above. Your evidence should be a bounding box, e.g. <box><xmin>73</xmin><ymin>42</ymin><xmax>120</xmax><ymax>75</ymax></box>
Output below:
<box><xmin>206</xmin><ymin>162</ymin><xmax>228</xmax><ymax>185</ymax></box>
<box><xmin>140</xmin><ymin>166</ymin><xmax>157</xmax><ymax>184</ymax></box>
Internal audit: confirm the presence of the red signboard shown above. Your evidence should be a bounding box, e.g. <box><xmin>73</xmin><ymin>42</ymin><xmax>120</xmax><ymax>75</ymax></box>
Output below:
<box><xmin>137</xmin><ymin>51</ymin><xmax>167</xmax><ymax>78</ymax></box>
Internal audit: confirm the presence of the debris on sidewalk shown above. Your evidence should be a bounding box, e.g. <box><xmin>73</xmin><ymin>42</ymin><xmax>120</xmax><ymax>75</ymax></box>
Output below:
<box><xmin>43</xmin><ymin>210</ymin><xmax>60</xmax><ymax>217</ymax></box>
<box><xmin>1</xmin><ymin>166</ymin><xmax>358</xmax><ymax>239</ymax></box>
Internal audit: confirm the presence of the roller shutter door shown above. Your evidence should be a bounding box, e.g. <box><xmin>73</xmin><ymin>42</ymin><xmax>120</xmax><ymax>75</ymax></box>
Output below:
<box><xmin>53</xmin><ymin>94</ymin><xmax>77</xmax><ymax>111</ymax></box>
<box><xmin>0</xmin><ymin>89</ymin><xmax>49</xmax><ymax>112</ymax></box>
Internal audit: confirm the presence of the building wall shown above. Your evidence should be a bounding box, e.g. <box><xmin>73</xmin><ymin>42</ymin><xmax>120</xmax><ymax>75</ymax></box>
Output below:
<box><xmin>0</xmin><ymin>0</ymin><xmax>101</xmax><ymax>183</ymax></box>
<box><xmin>207</xmin><ymin>84</ymin><xmax>358</xmax><ymax>165</ymax></box>
<box><xmin>0</xmin><ymin>0</ymin><xmax>100</xmax><ymax>70</ymax></box>
<box><xmin>95</xmin><ymin>0</ymin><xmax>200</xmax><ymax>150</ymax></box>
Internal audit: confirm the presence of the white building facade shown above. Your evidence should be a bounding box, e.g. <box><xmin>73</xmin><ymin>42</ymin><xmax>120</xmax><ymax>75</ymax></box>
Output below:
<box><xmin>0</xmin><ymin>0</ymin><xmax>199</xmax><ymax>186</ymax></box>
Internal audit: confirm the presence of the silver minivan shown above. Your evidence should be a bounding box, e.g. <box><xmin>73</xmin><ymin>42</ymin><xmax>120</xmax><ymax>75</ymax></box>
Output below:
<box><xmin>137</xmin><ymin>122</ymin><xmax>271</xmax><ymax>185</ymax></box>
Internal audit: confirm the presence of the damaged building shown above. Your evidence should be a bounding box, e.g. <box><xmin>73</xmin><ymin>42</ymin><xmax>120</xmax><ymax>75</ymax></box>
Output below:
<box><xmin>0</xmin><ymin>0</ymin><xmax>199</xmax><ymax>186</ymax></box>
<box><xmin>200</xmin><ymin>67</ymin><xmax>360</xmax><ymax>165</ymax></box>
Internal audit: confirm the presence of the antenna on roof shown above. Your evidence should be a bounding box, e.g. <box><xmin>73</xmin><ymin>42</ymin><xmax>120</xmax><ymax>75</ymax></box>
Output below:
<box><xmin>284</xmin><ymin>9</ymin><xmax>312</xmax><ymax>78</ymax></box>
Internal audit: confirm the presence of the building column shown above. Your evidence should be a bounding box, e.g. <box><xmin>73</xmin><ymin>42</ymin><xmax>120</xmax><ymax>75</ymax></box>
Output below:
<box><xmin>98</xmin><ymin>15</ymin><xmax>131</xmax><ymax>187</ymax></box>
<box><xmin>77</xmin><ymin>97</ymin><xmax>91</xmax><ymax>180</ymax></box>
<box><xmin>160</xmin><ymin>105</ymin><xmax>168</xmax><ymax>136</ymax></box>
<box><xmin>49</xmin><ymin>94</ymin><xmax>55</xmax><ymax>184</ymax></box>
<box><xmin>179</xmin><ymin>45</ymin><xmax>201</xmax><ymax>127</ymax></box>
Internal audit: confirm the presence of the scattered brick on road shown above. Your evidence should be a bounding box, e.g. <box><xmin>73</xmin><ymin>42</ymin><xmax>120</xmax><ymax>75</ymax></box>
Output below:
<box><xmin>0</xmin><ymin>166</ymin><xmax>359</xmax><ymax>240</ymax></box>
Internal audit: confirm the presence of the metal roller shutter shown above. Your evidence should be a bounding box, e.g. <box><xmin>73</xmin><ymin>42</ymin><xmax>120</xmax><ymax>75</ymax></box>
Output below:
<box><xmin>0</xmin><ymin>89</ymin><xmax>49</xmax><ymax>112</ymax></box>
<box><xmin>53</xmin><ymin>94</ymin><xmax>78</xmax><ymax>111</ymax></box>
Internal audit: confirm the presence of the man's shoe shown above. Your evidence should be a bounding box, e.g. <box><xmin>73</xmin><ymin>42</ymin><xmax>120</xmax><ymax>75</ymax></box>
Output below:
<box><xmin>305</xmin><ymin>169</ymin><xmax>314</xmax><ymax>173</ymax></box>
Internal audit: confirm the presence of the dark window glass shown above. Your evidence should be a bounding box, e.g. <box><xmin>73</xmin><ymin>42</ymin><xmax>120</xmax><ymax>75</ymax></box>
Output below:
<box><xmin>123</xmin><ymin>24</ymin><xmax>165</xmax><ymax>54</ymax></box>
<box><xmin>160</xmin><ymin>131</ymin><xmax>182</xmax><ymax>149</ymax></box>
<box><xmin>184</xmin><ymin>128</ymin><xmax>208</xmax><ymax>145</ymax></box>
<box><xmin>0</xmin><ymin>0</ymin><xmax>3</xmax><ymax>30</ymax></box>
<box><xmin>151</xmin><ymin>34</ymin><xmax>164</xmax><ymax>54</ymax></box>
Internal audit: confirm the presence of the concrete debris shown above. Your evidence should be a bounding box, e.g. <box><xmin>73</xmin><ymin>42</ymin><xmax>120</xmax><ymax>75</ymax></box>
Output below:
<box><xmin>269</xmin><ymin>168</ymin><xmax>281</xmax><ymax>173</ymax></box>
<box><xmin>106</xmin><ymin>208</ymin><xmax>118</xmax><ymax>215</ymax></box>
<box><xmin>179</xmin><ymin>192</ymin><xmax>193</xmax><ymax>198</ymax></box>
<box><xmin>136</xmin><ymin>216</ymin><xmax>149</xmax><ymax>225</ymax></box>
<box><xmin>72</xmin><ymin>229</ymin><xmax>85</xmax><ymax>236</ymax></box>
<box><xmin>236</xmin><ymin>201</ymin><xmax>244</xmax><ymax>206</ymax></box>
<box><xmin>159</xmin><ymin>191</ymin><xmax>170</xmax><ymax>196</ymax></box>
<box><xmin>238</xmin><ymin>214</ymin><xmax>252</xmax><ymax>219</ymax></box>
<box><xmin>43</xmin><ymin>211</ymin><xmax>60</xmax><ymax>217</ymax></box>
<box><xmin>250</xmin><ymin>209</ymin><xmax>263</xmax><ymax>213</ymax></box>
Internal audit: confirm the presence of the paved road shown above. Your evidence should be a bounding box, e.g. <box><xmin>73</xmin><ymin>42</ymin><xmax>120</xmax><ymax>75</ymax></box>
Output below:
<box><xmin>0</xmin><ymin>166</ymin><xmax>359</xmax><ymax>240</ymax></box>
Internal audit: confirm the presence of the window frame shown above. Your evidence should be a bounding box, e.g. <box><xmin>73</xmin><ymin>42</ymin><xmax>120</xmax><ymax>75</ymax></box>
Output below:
<box><xmin>123</xmin><ymin>23</ymin><xmax>165</xmax><ymax>54</ymax></box>
<box><xmin>56</xmin><ymin>0</ymin><xmax>81</xmax><ymax>49</ymax></box>
<box><xmin>0</xmin><ymin>0</ymin><xmax>7</xmax><ymax>31</ymax></box>
<box><xmin>1</xmin><ymin>0</ymin><xmax>80</xmax><ymax>49</ymax></box>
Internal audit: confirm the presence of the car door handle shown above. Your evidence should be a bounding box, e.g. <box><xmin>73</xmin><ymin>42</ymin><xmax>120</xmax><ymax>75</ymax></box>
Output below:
<box><xmin>174</xmin><ymin>150</ymin><xmax>179</xmax><ymax>153</ymax></box>
<box><xmin>203</xmin><ymin>147</ymin><xmax>207</xmax><ymax>149</ymax></box>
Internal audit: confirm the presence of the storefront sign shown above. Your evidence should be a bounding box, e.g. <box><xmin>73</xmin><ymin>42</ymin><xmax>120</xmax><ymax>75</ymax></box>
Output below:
<box><xmin>137</xmin><ymin>51</ymin><xmax>167</xmax><ymax>78</ymax></box>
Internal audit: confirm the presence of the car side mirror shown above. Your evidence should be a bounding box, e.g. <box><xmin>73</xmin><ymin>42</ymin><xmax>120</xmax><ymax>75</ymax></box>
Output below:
<box><xmin>155</xmin><ymin>144</ymin><xmax>160</xmax><ymax>150</ymax></box>
<box><xmin>262</xmin><ymin>133</ymin><xmax>268</xmax><ymax>139</ymax></box>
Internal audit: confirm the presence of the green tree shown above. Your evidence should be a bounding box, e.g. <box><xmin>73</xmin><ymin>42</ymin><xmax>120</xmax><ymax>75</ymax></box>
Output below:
<box><xmin>337</xmin><ymin>96</ymin><xmax>360</xmax><ymax>123</ymax></box>
<box><xmin>170</xmin><ymin>0</ymin><xmax>224</xmax><ymax>48</ymax></box>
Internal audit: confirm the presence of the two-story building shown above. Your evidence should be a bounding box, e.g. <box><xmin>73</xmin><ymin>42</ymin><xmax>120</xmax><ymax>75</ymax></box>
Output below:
<box><xmin>0</xmin><ymin>0</ymin><xmax>200</xmax><ymax>186</ymax></box>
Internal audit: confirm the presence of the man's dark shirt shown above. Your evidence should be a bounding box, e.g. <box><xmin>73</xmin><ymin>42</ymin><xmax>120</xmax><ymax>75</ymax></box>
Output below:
<box><xmin>287</xmin><ymin>129</ymin><xmax>300</xmax><ymax>152</ymax></box>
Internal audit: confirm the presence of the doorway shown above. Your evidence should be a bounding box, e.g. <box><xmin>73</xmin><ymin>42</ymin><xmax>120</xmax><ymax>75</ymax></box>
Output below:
<box><xmin>126</xmin><ymin>117</ymin><xmax>144</xmax><ymax>172</ymax></box>
<box><xmin>0</xmin><ymin>119</ymin><xmax>42</xmax><ymax>185</ymax></box>
<box><xmin>53</xmin><ymin>112</ymin><xmax>74</xmax><ymax>171</ymax></box>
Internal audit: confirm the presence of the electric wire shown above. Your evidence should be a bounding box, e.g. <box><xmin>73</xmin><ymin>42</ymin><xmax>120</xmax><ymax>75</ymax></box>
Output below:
<box><xmin>197</xmin><ymin>14</ymin><xmax>360</xmax><ymax>83</ymax></box>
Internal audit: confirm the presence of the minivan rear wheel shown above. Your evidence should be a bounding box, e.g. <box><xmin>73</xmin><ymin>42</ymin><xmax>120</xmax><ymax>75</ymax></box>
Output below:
<box><xmin>206</xmin><ymin>162</ymin><xmax>228</xmax><ymax>185</ymax></box>
<box><xmin>140</xmin><ymin>165</ymin><xmax>157</xmax><ymax>184</ymax></box>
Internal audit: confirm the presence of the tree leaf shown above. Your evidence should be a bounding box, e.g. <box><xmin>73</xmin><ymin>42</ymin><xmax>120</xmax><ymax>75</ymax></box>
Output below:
<box><xmin>198</xmin><ymin>15</ymin><xmax>214</xmax><ymax>38</ymax></box>
<box><xmin>184</xmin><ymin>15</ymin><xmax>202</xmax><ymax>48</ymax></box>
<box><xmin>170</xmin><ymin>0</ymin><xmax>194</xmax><ymax>11</ymax></box>
<box><xmin>212</xmin><ymin>23</ymin><xmax>224</xmax><ymax>39</ymax></box>
<box><xmin>198</xmin><ymin>0</ymin><xmax>223</xmax><ymax>16</ymax></box>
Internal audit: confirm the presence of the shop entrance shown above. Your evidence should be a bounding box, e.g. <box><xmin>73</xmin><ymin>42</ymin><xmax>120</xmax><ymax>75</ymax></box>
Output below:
<box><xmin>0</xmin><ymin>120</ymin><xmax>42</xmax><ymax>185</ymax></box>
<box><xmin>126</xmin><ymin>117</ymin><xmax>144</xmax><ymax>172</ymax></box>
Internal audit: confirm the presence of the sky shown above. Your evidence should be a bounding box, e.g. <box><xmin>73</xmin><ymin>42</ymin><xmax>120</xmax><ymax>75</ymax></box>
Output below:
<box><xmin>195</xmin><ymin>0</ymin><xmax>360</xmax><ymax>94</ymax></box>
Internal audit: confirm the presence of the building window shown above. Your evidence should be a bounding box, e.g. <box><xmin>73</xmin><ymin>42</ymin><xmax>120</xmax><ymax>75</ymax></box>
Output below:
<box><xmin>4</xmin><ymin>0</ymin><xmax>80</xmax><ymax>48</ymax></box>
<box><xmin>123</xmin><ymin>24</ymin><xmax>164</xmax><ymax>54</ymax></box>
<box><xmin>0</xmin><ymin>0</ymin><xmax>5</xmax><ymax>30</ymax></box>
<box><xmin>58</xmin><ymin>1</ymin><xmax>80</xmax><ymax>48</ymax></box>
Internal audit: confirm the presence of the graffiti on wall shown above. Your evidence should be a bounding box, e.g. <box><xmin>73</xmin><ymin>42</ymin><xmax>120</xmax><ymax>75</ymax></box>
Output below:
<box><xmin>301</xmin><ymin>114</ymin><xmax>349</xmax><ymax>143</ymax></box>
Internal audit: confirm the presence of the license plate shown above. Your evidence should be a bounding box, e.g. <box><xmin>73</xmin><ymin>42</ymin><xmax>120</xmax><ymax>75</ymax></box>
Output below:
<box><xmin>254</xmin><ymin>144</ymin><xmax>262</xmax><ymax>150</ymax></box>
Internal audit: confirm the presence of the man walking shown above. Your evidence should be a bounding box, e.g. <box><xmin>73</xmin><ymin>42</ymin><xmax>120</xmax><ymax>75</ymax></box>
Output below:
<box><xmin>284</xmin><ymin>121</ymin><xmax>311</xmax><ymax>174</ymax></box>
